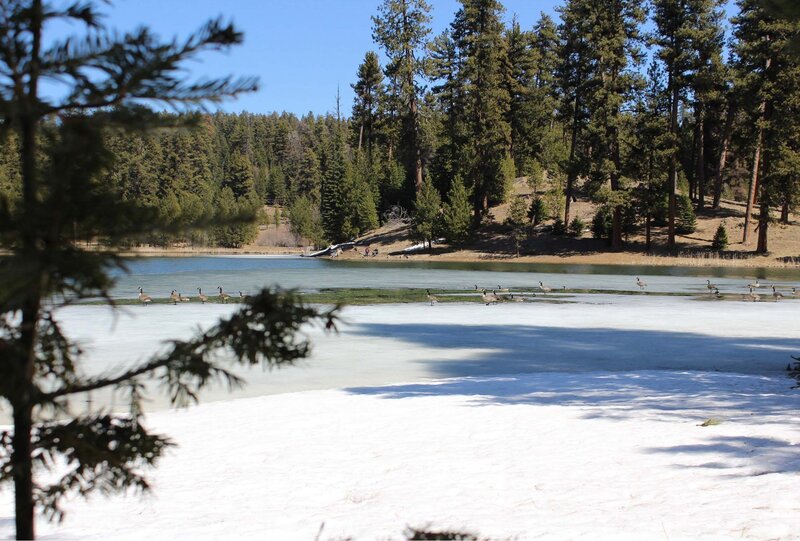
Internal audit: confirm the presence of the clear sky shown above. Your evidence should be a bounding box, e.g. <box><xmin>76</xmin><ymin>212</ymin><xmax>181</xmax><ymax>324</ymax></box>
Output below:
<box><xmin>69</xmin><ymin>0</ymin><xmax>736</xmax><ymax>117</ymax></box>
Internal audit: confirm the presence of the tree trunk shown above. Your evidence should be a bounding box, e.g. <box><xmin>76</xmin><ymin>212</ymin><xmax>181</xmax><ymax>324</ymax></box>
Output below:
<box><xmin>781</xmin><ymin>200</ymin><xmax>790</xmax><ymax>224</ymax></box>
<box><xmin>667</xmin><ymin>75</ymin><xmax>679</xmax><ymax>247</ymax></box>
<box><xmin>757</xmin><ymin>197</ymin><xmax>769</xmax><ymax>254</ymax></box>
<box><xmin>14</xmin><ymin>4</ymin><xmax>43</xmax><ymax>537</ymax></box>
<box><xmin>712</xmin><ymin>103</ymin><xmax>735</xmax><ymax>209</ymax></box>
<box><xmin>645</xmin><ymin>213</ymin><xmax>652</xmax><ymax>253</ymax></box>
<box><xmin>743</xmin><ymin>101</ymin><xmax>766</xmax><ymax>244</ymax></box>
<box><xmin>13</xmin><ymin>406</ymin><xmax>34</xmax><ymax>541</ymax></box>
<box><xmin>564</xmin><ymin>94</ymin><xmax>581</xmax><ymax>225</ymax></box>
<box><xmin>357</xmin><ymin>124</ymin><xmax>364</xmax><ymax>152</ymax></box>
<box><xmin>695</xmin><ymin>107</ymin><xmax>706</xmax><ymax>209</ymax></box>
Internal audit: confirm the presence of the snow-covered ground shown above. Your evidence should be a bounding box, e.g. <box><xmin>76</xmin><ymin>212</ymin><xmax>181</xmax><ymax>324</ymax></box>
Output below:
<box><xmin>2</xmin><ymin>296</ymin><xmax>800</xmax><ymax>539</ymax></box>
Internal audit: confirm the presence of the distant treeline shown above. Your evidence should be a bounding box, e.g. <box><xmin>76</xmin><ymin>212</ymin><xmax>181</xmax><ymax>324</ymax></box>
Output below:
<box><xmin>0</xmin><ymin>0</ymin><xmax>798</xmax><ymax>252</ymax></box>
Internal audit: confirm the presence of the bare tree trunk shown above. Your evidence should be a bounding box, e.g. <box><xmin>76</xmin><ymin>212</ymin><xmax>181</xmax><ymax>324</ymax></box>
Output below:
<box><xmin>696</xmin><ymin>107</ymin><xmax>706</xmax><ymax>209</ymax></box>
<box><xmin>712</xmin><ymin>103</ymin><xmax>735</xmax><ymax>209</ymax></box>
<box><xmin>667</xmin><ymin>74</ymin><xmax>679</xmax><ymax>247</ymax></box>
<box><xmin>564</xmin><ymin>95</ymin><xmax>581</xmax><ymax>225</ymax></box>
<box><xmin>781</xmin><ymin>200</ymin><xmax>790</xmax><ymax>224</ymax></box>
<box><xmin>357</xmin><ymin>124</ymin><xmax>364</xmax><ymax>152</ymax></box>
<box><xmin>743</xmin><ymin>101</ymin><xmax>767</xmax><ymax>244</ymax></box>
<box><xmin>757</xmin><ymin>197</ymin><xmax>769</xmax><ymax>253</ymax></box>
<box><xmin>645</xmin><ymin>214</ymin><xmax>652</xmax><ymax>252</ymax></box>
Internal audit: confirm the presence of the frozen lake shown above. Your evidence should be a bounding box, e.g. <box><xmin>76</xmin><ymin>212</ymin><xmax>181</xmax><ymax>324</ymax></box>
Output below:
<box><xmin>115</xmin><ymin>256</ymin><xmax>800</xmax><ymax>296</ymax></box>
<box><xmin>13</xmin><ymin>292</ymin><xmax>798</xmax><ymax>423</ymax></box>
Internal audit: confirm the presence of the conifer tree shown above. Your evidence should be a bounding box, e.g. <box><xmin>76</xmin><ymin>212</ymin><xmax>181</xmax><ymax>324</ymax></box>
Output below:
<box><xmin>413</xmin><ymin>178</ymin><xmax>442</xmax><ymax>248</ymax></box>
<box><xmin>652</xmin><ymin>0</ymin><xmax>712</xmax><ymax>246</ymax></box>
<box><xmin>734</xmin><ymin>0</ymin><xmax>800</xmax><ymax>252</ymax></box>
<box><xmin>582</xmin><ymin>0</ymin><xmax>645</xmax><ymax>250</ymax></box>
<box><xmin>0</xmin><ymin>4</ymin><xmax>336</xmax><ymax>539</ymax></box>
<box><xmin>351</xmin><ymin>51</ymin><xmax>385</xmax><ymax>156</ymax></box>
<box><xmin>556</xmin><ymin>0</ymin><xmax>593</xmax><ymax>225</ymax></box>
<box><xmin>372</xmin><ymin>0</ymin><xmax>432</xmax><ymax>197</ymax></box>
<box><xmin>442</xmin><ymin>175</ymin><xmax>472</xmax><ymax>245</ymax></box>
<box><xmin>452</xmin><ymin>0</ymin><xmax>513</xmax><ymax>218</ymax></box>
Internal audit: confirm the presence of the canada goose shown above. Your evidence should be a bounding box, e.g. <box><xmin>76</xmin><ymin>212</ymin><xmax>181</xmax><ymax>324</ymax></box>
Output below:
<box><xmin>636</xmin><ymin>277</ymin><xmax>647</xmax><ymax>290</ymax></box>
<box><xmin>706</xmin><ymin>279</ymin><xmax>717</xmax><ymax>293</ymax></box>
<box><xmin>509</xmin><ymin>294</ymin><xmax>525</xmax><ymax>302</ymax></box>
<box><xmin>238</xmin><ymin>291</ymin><xmax>248</xmax><ymax>301</ymax></box>
<box><xmin>169</xmin><ymin>290</ymin><xmax>180</xmax><ymax>305</ymax></box>
<box><xmin>137</xmin><ymin>287</ymin><xmax>152</xmax><ymax>306</ymax></box>
<box><xmin>772</xmin><ymin>286</ymin><xmax>784</xmax><ymax>302</ymax></box>
<box><xmin>426</xmin><ymin>289</ymin><xmax>438</xmax><ymax>306</ymax></box>
<box><xmin>747</xmin><ymin>279</ymin><xmax>761</xmax><ymax>289</ymax></box>
<box><xmin>792</xmin><ymin>287</ymin><xmax>797</xmax><ymax>296</ymax></box>
<box><xmin>746</xmin><ymin>287</ymin><xmax>760</xmax><ymax>302</ymax></box>
<box><xmin>481</xmin><ymin>289</ymin><xmax>498</xmax><ymax>305</ymax></box>
<box><xmin>713</xmin><ymin>287</ymin><xmax>722</xmax><ymax>298</ymax></box>
<box><xmin>496</xmin><ymin>285</ymin><xmax>510</xmax><ymax>293</ymax></box>
<box><xmin>178</xmin><ymin>292</ymin><xmax>191</xmax><ymax>302</ymax></box>
<box><xmin>218</xmin><ymin>286</ymin><xmax>231</xmax><ymax>304</ymax></box>
<box><xmin>538</xmin><ymin>281</ymin><xmax>551</xmax><ymax>294</ymax></box>
<box><xmin>197</xmin><ymin>288</ymin><xmax>208</xmax><ymax>304</ymax></box>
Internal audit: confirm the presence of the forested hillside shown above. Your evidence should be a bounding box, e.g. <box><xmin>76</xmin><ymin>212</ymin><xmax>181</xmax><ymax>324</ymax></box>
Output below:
<box><xmin>0</xmin><ymin>0</ymin><xmax>798</xmax><ymax>254</ymax></box>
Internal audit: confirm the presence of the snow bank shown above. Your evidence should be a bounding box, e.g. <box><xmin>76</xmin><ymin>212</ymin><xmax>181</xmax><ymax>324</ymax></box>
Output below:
<box><xmin>3</xmin><ymin>371</ymin><xmax>797</xmax><ymax>540</ymax></box>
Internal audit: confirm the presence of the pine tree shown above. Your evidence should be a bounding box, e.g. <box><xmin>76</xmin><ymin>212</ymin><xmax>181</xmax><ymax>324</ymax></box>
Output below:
<box><xmin>506</xmin><ymin>196</ymin><xmax>529</xmax><ymax>255</ymax></box>
<box><xmin>556</xmin><ymin>0</ymin><xmax>593</xmax><ymax>225</ymax></box>
<box><xmin>652</xmin><ymin>0</ymin><xmax>715</xmax><ymax>246</ymax></box>
<box><xmin>442</xmin><ymin>175</ymin><xmax>472</xmax><ymax>245</ymax></box>
<box><xmin>413</xmin><ymin>178</ymin><xmax>442</xmax><ymax>248</ymax></box>
<box><xmin>351</xmin><ymin>51</ymin><xmax>384</xmax><ymax>156</ymax></box>
<box><xmin>452</xmin><ymin>0</ymin><xmax>513</xmax><ymax>218</ymax></box>
<box><xmin>734</xmin><ymin>0</ymin><xmax>800</xmax><ymax>253</ymax></box>
<box><xmin>0</xmin><ymin>3</ymin><xmax>336</xmax><ymax>539</ymax></box>
<box><xmin>712</xmin><ymin>221</ymin><xmax>729</xmax><ymax>250</ymax></box>
<box><xmin>320</xmin><ymin>126</ymin><xmax>348</xmax><ymax>241</ymax></box>
<box><xmin>582</xmin><ymin>0</ymin><xmax>645</xmax><ymax>250</ymax></box>
<box><xmin>372</xmin><ymin>0</ymin><xmax>432</xmax><ymax>197</ymax></box>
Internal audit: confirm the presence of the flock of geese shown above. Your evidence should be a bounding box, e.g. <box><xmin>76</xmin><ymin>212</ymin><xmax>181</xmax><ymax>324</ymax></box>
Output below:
<box><xmin>635</xmin><ymin>277</ymin><xmax>797</xmax><ymax>302</ymax></box>
<box><xmin>427</xmin><ymin>281</ymin><xmax>568</xmax><ymax>306</ymax></box>
<box><xmin>137</xmin><ymin>286</ymin><xmax>245</xmax><ymax>306</ymax></box>
<box><xmin>424</xmin><ymin>277</ymin><xmax>798</xmax><ymax>306</ymax></box>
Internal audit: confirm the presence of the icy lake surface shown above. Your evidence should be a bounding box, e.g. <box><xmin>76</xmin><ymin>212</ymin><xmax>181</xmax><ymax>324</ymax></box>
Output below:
<box><xmin>22</xmin><ymin>289</ymin><xmax>800</xmax><ymax>420</ymax></box>
<box><xmin>115</xmin><ymin>255</ymin><xmax>800</xmax><ymax>296</ymax></box>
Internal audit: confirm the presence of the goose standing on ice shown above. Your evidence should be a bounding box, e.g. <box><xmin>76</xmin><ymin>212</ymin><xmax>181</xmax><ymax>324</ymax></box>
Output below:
<box><xmin>538</xmin><ymin>281</ymin><xmax>551</xmax><ymax>294</ymax></box>
<box><xmin>481</xmin><ymin>289</ymin><xmax>498</xmax><ymax>305</ymax></box>
<box><xmin>706</xmin><ymin>279</ymin><xmax>717</xmax><ymax>293</ymax></box>
<box><xmin>636</xmin><ymin>277</ymin><xmax>647</xmax><ymax>290</ymax></box>
<box><xmin>747</xmin><ymin>279</ymin><xmax>761</xmax><ymax>289</ymax></box>
<box><xmin>746</xmin><ymin>287</ymin><xmax>760</xmax><ymax>302</ymax></box>
<box><xmin>772</xmin><ymin>286</ymin><xmax>784</xmax><ymax>302</ymax></box>
<box><xmin>426</xmin><ymin>289</ymin><xmax>439</xmax><ymax>306</ymax></box>
<box><xmin>137</xmin><ymin>287</ymin><xmax>152</xmax><ymax>306</ymax></box>
<box><xmin>169</xmin><ymin>290</ymin><xmax>180</xmax><ymax>305</ymax></box>
<box><xmin>496</xmin><ymin>285</ymin><xmax>509</xmax><ymax>293</ymax></box>
<box><xmin>197</xmin><ymin>288</ymin><xmax>208</xmax><ymax>304</ymax></box>
<box><xmin>218</xmin><ymin>287</ymin><xmax>231</xmax><ymax>304</ymax></box>
<box><xmin>179</xmin><ymin>292</ymin><xmax>191</xmax><ymax>302</ymax></box>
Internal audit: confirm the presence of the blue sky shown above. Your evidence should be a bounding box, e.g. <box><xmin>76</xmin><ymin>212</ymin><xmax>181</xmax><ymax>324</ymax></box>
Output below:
<box><xmin>63</xmin><ymin>0</ymin><xmax>736</xmax><ymax>117</ymax></box>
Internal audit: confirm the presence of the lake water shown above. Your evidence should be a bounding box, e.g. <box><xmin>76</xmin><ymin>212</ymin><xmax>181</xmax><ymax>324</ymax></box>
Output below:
<box><xmin>116</xmin><ymin>256</ymin><xmax>800</xmax><ymax>298</ymax></box>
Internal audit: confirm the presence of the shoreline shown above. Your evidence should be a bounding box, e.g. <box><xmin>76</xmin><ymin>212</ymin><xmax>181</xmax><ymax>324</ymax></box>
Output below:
<box><xmin>118</xmin><ymin>246</ymin><xmax>800</xmax><ymax>269</ymax></box>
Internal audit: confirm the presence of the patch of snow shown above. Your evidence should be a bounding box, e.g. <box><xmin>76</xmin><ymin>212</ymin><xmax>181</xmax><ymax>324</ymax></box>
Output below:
<box><xmin>2</xmin><ymin>371</ymin><xmax>798</xmax><ymax>540</ymax></box>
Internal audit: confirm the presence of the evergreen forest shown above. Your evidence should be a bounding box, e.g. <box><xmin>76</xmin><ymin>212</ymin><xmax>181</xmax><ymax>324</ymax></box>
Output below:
<box><xmin>1</xmin><ymin>0</ymin><xmax>798</xmax><ymax>254</ymax></box>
